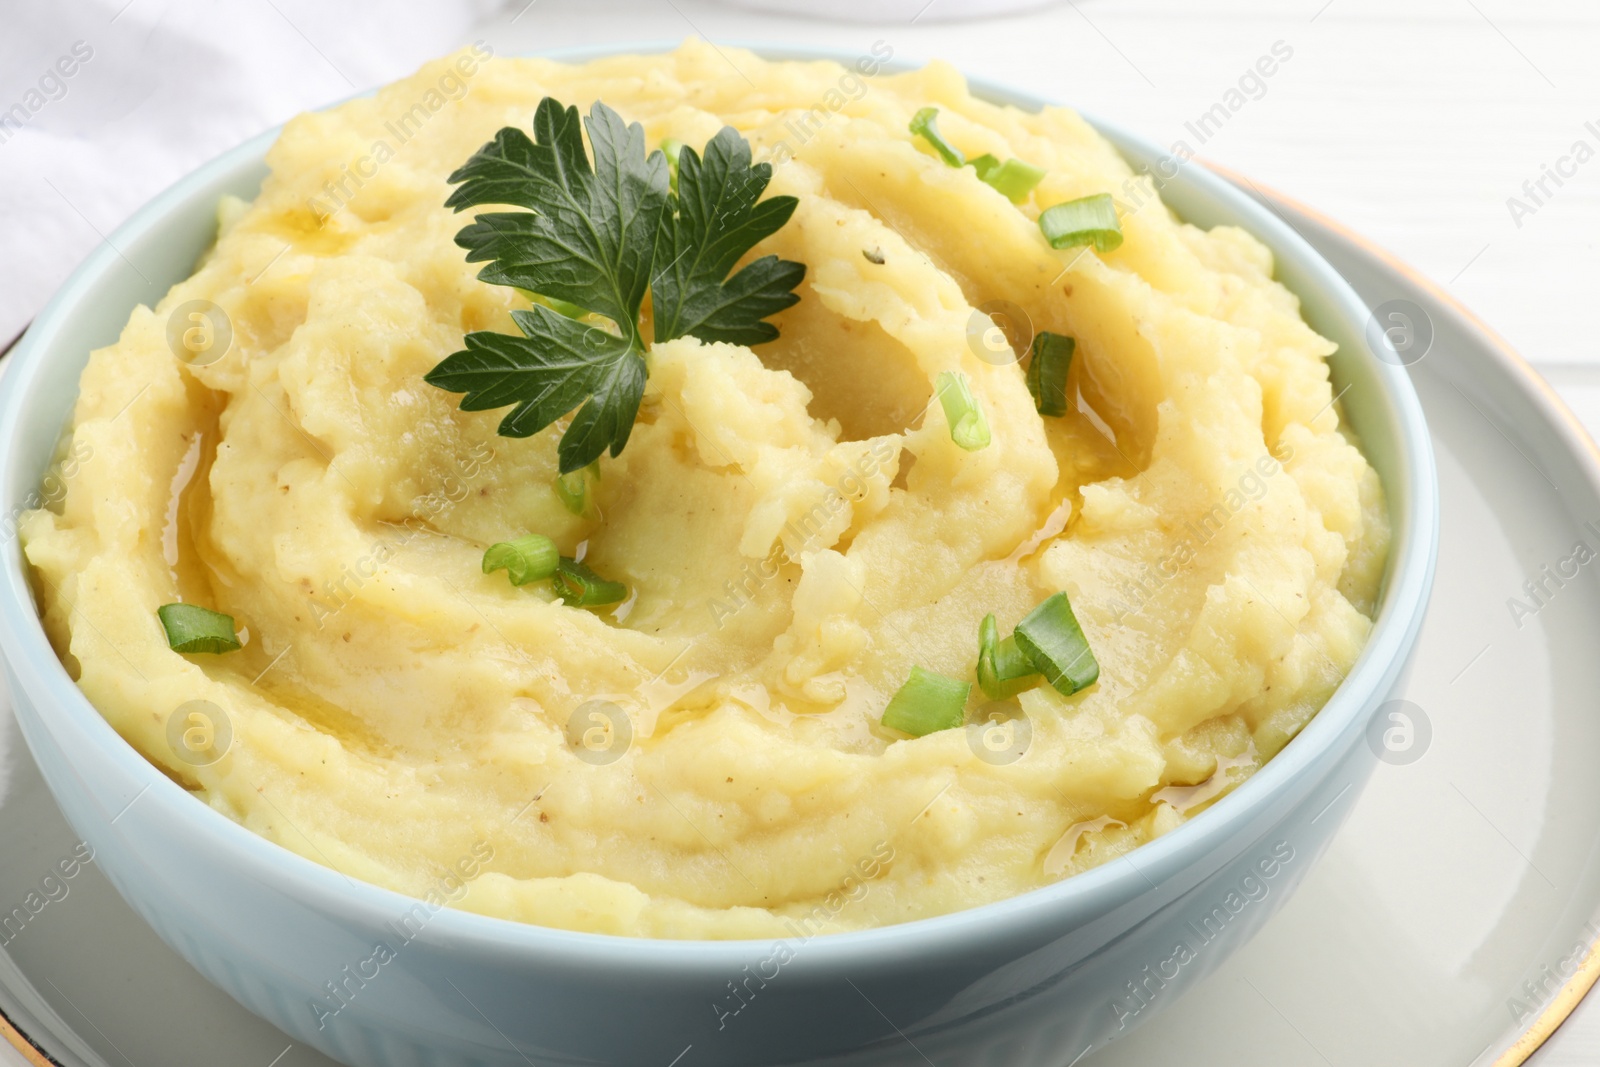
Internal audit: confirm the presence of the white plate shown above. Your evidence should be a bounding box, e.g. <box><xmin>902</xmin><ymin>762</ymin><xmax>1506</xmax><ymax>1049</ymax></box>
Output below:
<box><xmin>2</xmin><ymin>184</ymin><xmax>1598</xmax><ymax>1067</ymax></box>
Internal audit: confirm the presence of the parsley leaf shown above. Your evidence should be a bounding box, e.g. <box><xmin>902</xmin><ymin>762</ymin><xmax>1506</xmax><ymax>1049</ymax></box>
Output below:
<box><xmin>424</xmin><ymin>307</ymin><xmax>646</xmax><ymax>471</ymax></box>
<box><xmin>651</xmin><ymin>127</ymin><xmax>804</xmax><ymax>345</ymax></box>
<box><xmin>445</xmin><ymin>98</ymin><xmax>667</xmax><ymax>344</ymax></box>
<box><xmin>427</xmin><ymin>97</ymin><xmax>806</xmax><ymax>474</ymax></box>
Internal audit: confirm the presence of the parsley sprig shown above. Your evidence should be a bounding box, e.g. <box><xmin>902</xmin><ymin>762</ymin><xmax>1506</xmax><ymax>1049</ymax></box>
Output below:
<box><xmin>426</xmin><ymin>98</ymin><xmax>806</xmax><ymax>473</ymax></box>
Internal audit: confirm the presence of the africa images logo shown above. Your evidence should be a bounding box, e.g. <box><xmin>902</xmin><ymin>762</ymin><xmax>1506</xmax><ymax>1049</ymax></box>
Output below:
<box><xmin>1108</xmin><ymin>840</ymin><xmax>1295</xmax><ymax>1030</ymax></box>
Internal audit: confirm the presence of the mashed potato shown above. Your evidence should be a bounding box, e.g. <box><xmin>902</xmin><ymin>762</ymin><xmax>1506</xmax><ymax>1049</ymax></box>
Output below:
<box><xmin>22</xmin><ymin>41</ymin><xmax>1388</xmax><ymax>939</ymax></box>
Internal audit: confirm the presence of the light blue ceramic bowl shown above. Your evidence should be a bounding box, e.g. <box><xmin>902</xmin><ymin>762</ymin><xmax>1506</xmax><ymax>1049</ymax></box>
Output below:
<box><xmin>0</xmin><ymin>44</ymin><xmax>1437</xmax><ymax>1067</ymax></box>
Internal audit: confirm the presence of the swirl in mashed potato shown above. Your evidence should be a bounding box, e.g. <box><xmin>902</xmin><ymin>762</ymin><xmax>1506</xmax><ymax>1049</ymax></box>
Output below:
<box><xmin>22</xmin><ymin>41</ymin><xmax>1389</xmax><ymax>939</ymax></box>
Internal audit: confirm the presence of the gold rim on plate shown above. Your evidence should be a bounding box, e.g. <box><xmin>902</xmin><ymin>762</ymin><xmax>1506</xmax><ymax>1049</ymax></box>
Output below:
<box><xmin>1208</xmin><ymin>161</ymin><xmax>1600</xmax><ymax>1067</ymax></box>
<box><xmin>0</xmin><ymin>1003</ymin><xmax>63</xmax><ymax>1067</ymax></box>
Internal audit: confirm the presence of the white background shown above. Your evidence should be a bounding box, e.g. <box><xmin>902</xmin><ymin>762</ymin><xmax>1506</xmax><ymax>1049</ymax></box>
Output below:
<box><xmin>2</xmin><ymin>0</ymin><xmax>1598</xmax><ymax>1063</ymax></box>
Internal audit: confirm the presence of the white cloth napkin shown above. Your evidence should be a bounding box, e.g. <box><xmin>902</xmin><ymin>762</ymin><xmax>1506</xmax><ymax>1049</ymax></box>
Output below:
<box><xmin>0</xmin><ymin>0</ymin><xmax>501</xmax><ymax>349</ymax></box>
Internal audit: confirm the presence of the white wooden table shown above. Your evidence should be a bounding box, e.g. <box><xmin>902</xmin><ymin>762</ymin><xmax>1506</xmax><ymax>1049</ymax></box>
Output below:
<box><xmin>4</xmin><ymin>0</ymin><xmax>1598</xmax><ymax>1062</ymax></box>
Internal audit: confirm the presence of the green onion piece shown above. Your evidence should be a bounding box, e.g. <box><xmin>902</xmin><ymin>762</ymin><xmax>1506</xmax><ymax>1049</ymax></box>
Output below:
<box><xmin>157</xmin><ymin>603</ymin><xmax>241</xmax><ymax>654</ymax></box>
<box><xmin>553</xmin><ymin>557</ymin><xmax>628</xmax><ymax>607</ymax></box>
<box><xmin>1039</xmin><ymin>193</ymin><xmax>1124</xmax><ymax>253</ymax></box>
<box><xmin>1026</xmin><ymin>332</ymin><xmax>1075</xmax><ymax>418</ymax></box>
<box><xmin>661</xmin><ymin>138</ymin><xmax>685</xmax><ymax>195</ymax></box>
<box><xmin>1013</xmin><ymin>591</ymin><xmax>1099</xmax><ymax>696</ymax></box>
<box><xmin>909</xmin><ymin>107</ymin><xmax>965</xmax><ymax>167</ymax></box>
<box><xmin>967</xmin><ymin>153</ymin><xmax>1000</xmax><ymax>180</ymax></box>
<box><xmin>543</xmin><ymin>295</ymin><xmax>588</xmax><ymax>319</ymax></box>
<box><xmin>935</xmin><ymin>371</ymin><xmax>990</xmax><ymax>451</ymax></box>
<box><xmin>515</xmin><ymin>289</ymin><xmax>588</xmax><ymax>320</ymax></box>
<box><xmin>554</xmin><ymin>472</ymin><xmax>586</xmax><ymax>515</ymax></box>
<box><xmin>555</xmin><ymin>462</ymin><xmax>598</xmax><ymax>516</ymax></box>
<box><xmin>983</xmin><ymin>158</ymin><xmax>1046</xmax><ymax>203</ymax></box>
<box><xmin>483</xmin><ymin>534</ymin><xmax>560</xmax><ymax>586</ymax></box>
<box><xmin>977</xmin><ymin>613</ymin><xmax>1040</xmax><ymax>700</ymax></box>
<box><xmin>881</xmin><ymin>665</ymin><xmax>970</xmax><ymax>737</ymax></box>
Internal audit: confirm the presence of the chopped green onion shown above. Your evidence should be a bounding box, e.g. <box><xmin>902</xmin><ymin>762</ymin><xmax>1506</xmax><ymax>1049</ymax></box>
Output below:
<box><xmin>982</xmin><ymin>158</ymin><xmax>1046</xmax><ymax>204</ymax></box>
<box><xmin>483</xmin><ymin>537</ymin><xmax>624</xmax><ymax>606</ymax></box>
<box><xmin>1013</xmin><ymin>592</ymin><xmax>1099</xmax><ymax>696</ymax></box>
<box><xmin>910</xmin><ymin>108</ymin><xmax>1045</xmax><ymax>203</ymax></box>
<box><xmin>554</xmin><ymin>472</ymin><xmax>586</xmax><ymax>515</ymax></box>
<box><xmin>935</xmin><ymin>371</ymin><xmax>990</xmax><ymax>451</ymax></box>
<box><xmin>967</xmin><ymin>153</ymin><xmax>1000</xmax><ymax>180</ymax></box>
<box><xmin>965</xmin><ymin>153</ymin><xmax>1045</xmax><ymax>202</ymax></box>
<box><xmin>515</xmin><ymin>289</ymin><xmax>588</xmax><ymax>320</ymax></box>
<box><xmin>909</xmin><ymin>107</ymin><xmax>965</xmax><ymax>167</ymax></box>
<box><xmin>483</xmin><ymin>534</ymin><xmax>560</xmax><ymax>586</ymax></box>
<box><xmin>1039</xmin><ymin>193</ymin><xmax>1124</xmax><ymax>253</ymax></box>
<box><xmin>555</xmin><ymin>462</ymin><xmax>598</xmax><ymax>516</ymax></box>
<box><xmin>157</xmin><ymin>603</ymin><xmax>241</xmax><ymax>654</ymax></box>
<box><xmin>661</xmin><ymin>138</ymin><xmax>685</xmax><ymax>195</ymax></box>
<box><xmin>1026</xmin><ymin>332</ymin><xmax>1075</xmax><ymax>418</ymax></box>
<box><xmin>881</xmin><ymin>665</ymin><xmax>970</xmax><ymax>737</ymax></box>
<box><xmin>553</xmin><ymin>557</ymin><xmax>628</xmax><ymax>607</ymax></box>
<box><xmin>977</xmin><ymin>614</ymin><xmax>1040</xmax><ymax>700</ymax></box>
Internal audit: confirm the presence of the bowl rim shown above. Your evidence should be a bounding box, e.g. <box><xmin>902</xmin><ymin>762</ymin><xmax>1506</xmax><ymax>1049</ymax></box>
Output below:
<box><xmin>0</xmin><ymin>40</ymin><xmax>1439</xmax><ymax>968</ymax></box>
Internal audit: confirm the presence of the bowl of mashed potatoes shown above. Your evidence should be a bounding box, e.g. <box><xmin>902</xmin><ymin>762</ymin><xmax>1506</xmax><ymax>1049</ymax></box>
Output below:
<box><xmin>0</xmin><ymin>40</ymin><xmax>1435</xmax><ymax>1067</ymax></box>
